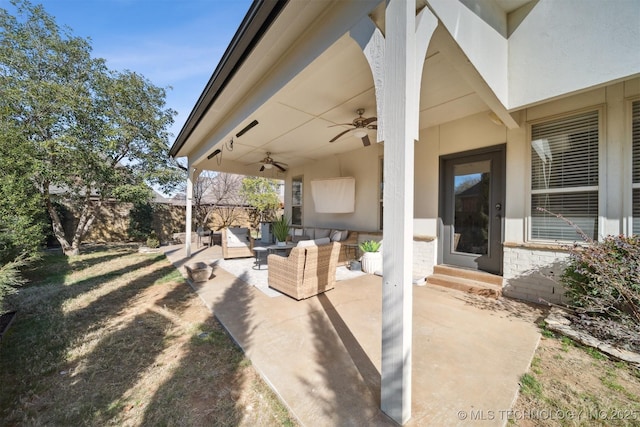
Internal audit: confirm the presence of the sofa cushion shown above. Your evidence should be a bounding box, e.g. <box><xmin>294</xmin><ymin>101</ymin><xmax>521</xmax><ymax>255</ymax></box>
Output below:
<box><xmin>314</xmin><ymin>228</ymin><xmax>331</xmax><ymax>239</ymax></box>
<box><xmin>297</xmin><ymin>237</ymin><xmax>330</xmax><ymax>247</ymax></box>
<box><xmin>226</xmin><ymin>228</ymin><xmax>249</xmax><ymax>248</ymax></box>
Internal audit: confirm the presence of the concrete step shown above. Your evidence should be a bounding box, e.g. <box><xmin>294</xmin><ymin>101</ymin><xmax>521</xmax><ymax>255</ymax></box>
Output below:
<box><xmin>428</xmin><ymin>266</ymin><xmax>503</xmax><ymax>299</ymax></box>
<box><xmin>433</xmin><ymin>264</ymin><xmax>504</xmax><ymax>287</ymax></box>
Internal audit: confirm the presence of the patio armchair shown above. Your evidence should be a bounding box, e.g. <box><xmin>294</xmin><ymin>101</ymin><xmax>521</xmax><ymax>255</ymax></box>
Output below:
<box><xmin>268</xmin><ymin>241</ymin><xmax>341</xmax><ymax>300</ymax></box>
<box><xmin>221</xmin><ymin>227</ymin><xmax>254</xmax><ymax>259</ymax></box>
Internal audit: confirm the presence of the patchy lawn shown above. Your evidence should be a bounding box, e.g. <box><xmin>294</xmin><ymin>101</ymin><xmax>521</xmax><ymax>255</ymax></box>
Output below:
<box><xmin>511</xmin><ymin>328</ymin><xmax>640</xmax><ymax>426</ymax></box>
<box><xmin>0</xmin><ymin>244</ymin><xmax>297</xmax><ymax>426</ymax></box>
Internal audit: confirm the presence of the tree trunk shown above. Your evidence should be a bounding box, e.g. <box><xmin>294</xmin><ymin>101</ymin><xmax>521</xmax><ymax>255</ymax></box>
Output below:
<box><xmin>43</xmin><ymin>183</ymin><xmax>74</xmax><ymax>255</ymax></box>
<box><xmin>70</xmin><ymin>194</ymin><xmax>98</xmax><ymax>253</ymax></box>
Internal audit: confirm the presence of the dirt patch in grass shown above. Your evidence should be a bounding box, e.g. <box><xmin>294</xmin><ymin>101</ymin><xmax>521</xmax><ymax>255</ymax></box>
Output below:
<box><xmin>510</xmin><ymin>329</ymin><xmax>640</xmax><ymax>426</ymax></box>
<box><xmin>0</xmin><ymin>244</ymin><xmax>297</xmax><ymax>426</ymax></box>
<box><xmin>460</xmin><ymin>292</ymin><xmax>640</xmax><ymax>426</ymax></box>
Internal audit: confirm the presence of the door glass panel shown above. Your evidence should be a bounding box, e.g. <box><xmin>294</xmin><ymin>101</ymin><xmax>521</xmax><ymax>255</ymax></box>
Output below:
<box><xmin>453</xmin><ymin>160</ymin><xmax>490</xmax><ymax>255</ymax></box>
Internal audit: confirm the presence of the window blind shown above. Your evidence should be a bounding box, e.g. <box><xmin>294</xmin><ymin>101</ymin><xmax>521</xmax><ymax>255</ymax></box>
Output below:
<box><xmin>633</xmin><ymin>101</ymin><xmax>640</xmax><ymax>234</ymax></box>
<box><xmin>530</xmin><ymin>110</ymin><xmax>599</xmax><ymax>241</ymax></box>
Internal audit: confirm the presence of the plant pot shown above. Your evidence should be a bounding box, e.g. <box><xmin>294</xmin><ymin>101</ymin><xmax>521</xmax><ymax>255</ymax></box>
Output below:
<box><xmin>361</xmin><ymin>251</ymin><xmax>382</xmax><ymax>274</ymax></box>
<box><xmin>185</xmin><ymin>262</ymin><xmax>213</xmax><ymax>282</ymax></box>
<box><xmin>276</xmin><ymin>240</ymin><xmax>286</xmax><ymax>247</ymax></box>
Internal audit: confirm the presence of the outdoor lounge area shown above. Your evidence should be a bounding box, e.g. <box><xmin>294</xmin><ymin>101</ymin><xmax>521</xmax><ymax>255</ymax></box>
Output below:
<box><xmin>164</xmin><ymin>244</ymin><xmax>542</xmax><ymax>426</ymax></box>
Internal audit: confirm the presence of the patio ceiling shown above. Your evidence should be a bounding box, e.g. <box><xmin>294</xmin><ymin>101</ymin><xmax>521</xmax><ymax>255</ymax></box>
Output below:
<box><xmin>175</xmin><ymin>1</ymin><xmax>510</xmax><ymax>177</ymax></box>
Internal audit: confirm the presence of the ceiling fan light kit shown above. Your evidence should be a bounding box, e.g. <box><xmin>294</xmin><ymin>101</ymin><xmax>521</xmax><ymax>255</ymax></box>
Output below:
<box><xmin>329</xmin><ymin>108</ymin><xmax>377</xmax><ymax>146</ymax></box>
<box><xmin>254</xmin><ymin>152</ymin><xmax>287</xmax><ymax>173</ymax></box>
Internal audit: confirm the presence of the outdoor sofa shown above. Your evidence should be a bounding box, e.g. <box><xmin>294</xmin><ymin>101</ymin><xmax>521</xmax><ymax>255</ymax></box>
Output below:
<box><xmin>268</xmin><ymin>239</ymin><xmax>341</xmax><ymax>300</ymax></box>
<box><xmin>289</xmin><ymin>227</ymin><xmax>357</xmax><ymax>264</ymax></box>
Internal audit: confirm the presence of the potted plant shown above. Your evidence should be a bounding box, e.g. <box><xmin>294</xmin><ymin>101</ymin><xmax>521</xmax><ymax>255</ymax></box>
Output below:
<box><xmin>359</xmin><ymin>240</ymin><xmax>382</xmax><ymax>274</ymax></box>
<box><xmin>271</xmin><ymin>214</ymin><xmax>291</xmax><ymax>246</ymax></box>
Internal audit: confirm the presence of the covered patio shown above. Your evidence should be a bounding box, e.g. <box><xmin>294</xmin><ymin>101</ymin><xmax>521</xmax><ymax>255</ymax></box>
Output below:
<box><xmin>164</xmin><ymin>244</ymin><xmax>543</xmax><ymax>426</ymax></box>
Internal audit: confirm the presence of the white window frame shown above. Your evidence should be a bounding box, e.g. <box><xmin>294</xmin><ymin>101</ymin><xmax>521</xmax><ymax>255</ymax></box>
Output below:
<box><xmin>291</xmin><ymin>175</ymin><xmax>303</xmax><ymax>226</ymax></box>
<box><xmin>526</xmin><ymin>107</ymin><xmax>605</xmax><ymax>243</ymax></box>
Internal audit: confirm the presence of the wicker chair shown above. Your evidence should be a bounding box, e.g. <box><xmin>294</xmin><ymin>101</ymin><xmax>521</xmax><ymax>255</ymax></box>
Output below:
<box><xmin>268</xmin><ymin>242</ymin><xmax>341</xmax><ymax>300</ymax></box>
<box><xmin>221</xmin><ymin>227</ymin><xmax>254</xmax><ymax>259</ymax></box>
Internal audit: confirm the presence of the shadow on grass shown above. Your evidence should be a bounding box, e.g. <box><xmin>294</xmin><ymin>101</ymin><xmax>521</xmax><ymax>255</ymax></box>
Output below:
<box><xmin>0</xmin><ymin>247</ymin><xmax>179</xmax><ymax>423</ymax></box>
<box><xmin>140</xmin><ymin>268</ymin><xmax>294</xmax><ymax>425</ymax></box>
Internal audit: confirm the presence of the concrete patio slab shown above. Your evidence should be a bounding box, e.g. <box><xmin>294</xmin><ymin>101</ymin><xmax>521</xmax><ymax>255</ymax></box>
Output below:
<box><xmin>163</xmin><ymin>244</ymin><xmax>543</xmax><ymax>426</ymax></box>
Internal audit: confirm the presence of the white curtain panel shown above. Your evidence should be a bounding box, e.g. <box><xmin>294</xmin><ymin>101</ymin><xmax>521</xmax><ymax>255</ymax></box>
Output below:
<box><xmin>311</xmin><ymin>177</ymin><xmax>355</xmax><ymax>213</ymax></box>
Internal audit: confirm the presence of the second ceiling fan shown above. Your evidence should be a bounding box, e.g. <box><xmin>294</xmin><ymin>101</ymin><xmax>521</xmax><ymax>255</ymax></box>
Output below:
<box><xmin>257</xmin><ymin>152</ymin><xmax>287</xmax><ymax>172</ymax></box>
<box><xmin>329</xmin><ymin>108</ymin><xmax>377</xmax><ymax>146</ymax></box>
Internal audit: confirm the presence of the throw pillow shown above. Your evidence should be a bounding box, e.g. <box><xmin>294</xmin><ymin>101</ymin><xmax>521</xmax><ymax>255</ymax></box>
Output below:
<box><xmin>330</xmin><ymin>229</ymin><xmax>343</xmax><ymax>242</ymax></box>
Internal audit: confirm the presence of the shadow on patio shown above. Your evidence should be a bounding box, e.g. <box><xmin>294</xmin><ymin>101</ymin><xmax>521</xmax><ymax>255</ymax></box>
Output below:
<box><xmin>164</xmin><ymin>244</ymin><xmax>543</xmax><ymax>426</ymax></box>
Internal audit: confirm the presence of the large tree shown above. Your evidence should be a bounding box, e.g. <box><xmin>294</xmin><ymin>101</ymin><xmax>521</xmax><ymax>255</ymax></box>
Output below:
<box><xmin>0</xmin><ymin>0</ymin><xmax>183</xmax><ymax>255</ymax></box>
<box><xmin>193</xmin><ymin>172</ymin><xmax>247</xmax><ymax>230</ymax></box>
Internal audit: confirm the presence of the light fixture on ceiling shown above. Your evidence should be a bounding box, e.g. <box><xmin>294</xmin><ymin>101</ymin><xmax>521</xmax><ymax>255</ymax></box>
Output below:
<box><xmin>207</xmin><ymin>149</ymin><xmax>222</xmax><ymax>160</ymax></box>
<box><xmin>236</xmin><ymin>120</ymin><xmax>259</xmax><ymax>138</ymax></box>
<box><xmin>353</xmin><ymin>128</ymin><xmax>367</xmax><ymax>138</ymax></box>
<box><xmin>263</xmin><ymin>163</ymin><xmax>273</xmax><ymax>169</ymax></box>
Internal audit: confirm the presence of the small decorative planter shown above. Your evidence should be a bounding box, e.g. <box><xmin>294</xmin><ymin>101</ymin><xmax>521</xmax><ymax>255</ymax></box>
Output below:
<box><xmin>185</xmin><ymin>262</ymin><xmax>213</xmax><ymax>282</ymax></box>
<box><xmin>361</xmin><ymin>251</ymin><xmax>382</xmax><ymax>274</ymax></box>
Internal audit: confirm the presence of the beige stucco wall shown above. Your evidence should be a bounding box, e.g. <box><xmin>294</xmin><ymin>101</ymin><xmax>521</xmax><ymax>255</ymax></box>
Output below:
<box><xmin>282</xmin><ymin>77</ymin><xmax>640</xmax><ymax>303</ymax></box>
<box><xmin>285</xmin><ymin>143</ymin><xmax>384</xmax><ymax>232</ymax></box>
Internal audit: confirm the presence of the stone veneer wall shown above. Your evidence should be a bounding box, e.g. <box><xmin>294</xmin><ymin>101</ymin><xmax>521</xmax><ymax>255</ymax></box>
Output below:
<box><xmin>502</xmin><ymin>243</ymin><xmax>571</xmax><ymax>305</ymax></box>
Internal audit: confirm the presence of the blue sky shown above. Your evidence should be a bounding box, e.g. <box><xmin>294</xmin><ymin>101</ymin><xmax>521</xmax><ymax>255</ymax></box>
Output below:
<box><xmin>1</xmin><ymin>0</ymin><xmax>252</xmax><ymax>143</ymax></box>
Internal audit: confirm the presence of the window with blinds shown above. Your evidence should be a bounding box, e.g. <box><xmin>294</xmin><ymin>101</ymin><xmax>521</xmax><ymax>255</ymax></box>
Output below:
<box><xmin>633</xmin><ymin>101</ymin><xmax>640</xmax><ymax>235</ymax></box>
<box><xmin>530</xmin><ymin>110</ymin><xmax>599</xmax><ymax>241</ymax></box>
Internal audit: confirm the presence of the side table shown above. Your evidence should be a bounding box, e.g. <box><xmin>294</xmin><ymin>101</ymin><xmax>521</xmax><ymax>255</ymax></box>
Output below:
<box><xmin>253</xmin><ymin>247</ymin><xmax>268</xmax><ymax>270</ymax></box>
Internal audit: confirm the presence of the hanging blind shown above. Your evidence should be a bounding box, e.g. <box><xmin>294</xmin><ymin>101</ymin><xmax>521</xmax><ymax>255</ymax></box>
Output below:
<box><xmin>530</xmin><ymin>110</ymin><xmax>599</xmax><ymax>241</ymax></box>
<box><xmin>633</xmin><ymin>101</ymin><xmax>640</xmax><ymax>234</ymax></box>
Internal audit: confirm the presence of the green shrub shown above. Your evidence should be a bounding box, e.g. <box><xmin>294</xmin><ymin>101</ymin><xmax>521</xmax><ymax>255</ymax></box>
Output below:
<box><xmin>0</xmin><ymin>254</ymin><xmax>29</xmax><ymax>313</ymax></box>
<box><xmin>146</xmin><ymin>232</ymin><xmax>160</xmax><ymax>249</ymax></box>
<box><xmin>128</xmin><ymin>202</ymin><xmax>154</xmax><ymax>241</ymax></box>
<box><xmin>561</xmin><ymin>234</ymin><xmax>640</xmax><ymax>325</ymax></box>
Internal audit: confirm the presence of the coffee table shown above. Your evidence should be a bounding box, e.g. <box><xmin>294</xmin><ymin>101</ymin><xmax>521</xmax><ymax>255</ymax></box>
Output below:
<box><xmin>267</xmin><ymin>243</ymin><xmax>296</xmax><ymax>257</ymax></box>
<box><xmin>253</xmin><ymin>243</ymin><xmax>296</xmax><ymax>270</ymax></box>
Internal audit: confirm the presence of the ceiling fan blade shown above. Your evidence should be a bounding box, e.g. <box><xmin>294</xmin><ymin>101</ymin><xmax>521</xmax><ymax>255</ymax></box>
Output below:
<box><xmin>363</xmin><ymin>117</ymin><xmax>377</xmax><ymax>125</ymax></box>
<box><xmin>361</xmin><ymin>134</ymin><xmax>371</xmax><ymax>147</ymax></box>
<box><xmin>329</xmin><ymin>123</ymin><xmax>354</xmax><ymax>128</ymax></box>
<box><xmin>274</xmin><ymin>163</ymin><xmax>287</xmax><ymax>172</ymax></box>
<box><xmin>367</xmin><ymin>124</ymin><xmax>377</xmax><ymax>130</ymax></box>
<box><xmin>330</xmin><ymin>129</ymin><xmax>352</xmax><ymax>142</ymax></box>
<box><xmin>259</xmin><ymin>165</ymin><xmax>265</xmax><ymax>172</ymax></box>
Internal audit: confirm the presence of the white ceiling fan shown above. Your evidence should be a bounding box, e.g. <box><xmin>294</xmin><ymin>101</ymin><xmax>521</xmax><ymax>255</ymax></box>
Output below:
<box><xmin>329</xmin><ymin>108</ymin><xmax>377</xmax><ymax>146</ymax></box>
<box><xmin>256</xmin><ymin>152</ymin><xmax>288</xmax><ymax>172</ymax></box>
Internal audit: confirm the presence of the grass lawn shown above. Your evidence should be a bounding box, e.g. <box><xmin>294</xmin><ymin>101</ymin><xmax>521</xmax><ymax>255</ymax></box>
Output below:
<box><xmin>0</xmin><ymin>244</ymin><xmax>297</xmax><ymax>426</ymax></box>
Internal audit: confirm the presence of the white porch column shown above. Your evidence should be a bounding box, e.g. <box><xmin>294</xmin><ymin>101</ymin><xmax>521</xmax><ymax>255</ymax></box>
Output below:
<box><xmin>381</xmin><ymin>1</ymin><xmax>436</xmax><ymax>424</ymax></box>
<box><xmin>185</xmin><ymin>165</ymin><xmax>200</xmax><ymax>257</ymax></box>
